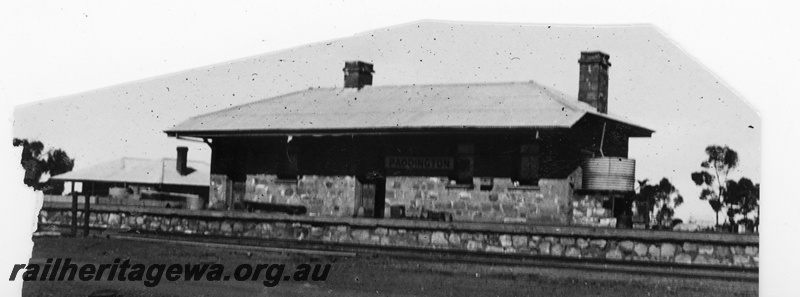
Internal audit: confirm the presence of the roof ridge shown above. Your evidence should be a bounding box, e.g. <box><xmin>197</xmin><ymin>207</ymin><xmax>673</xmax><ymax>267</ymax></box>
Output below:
<box><xmin>365</xmin><ymin>80</ymin><xmax>534</xmax><ymax>89</ymax></box>
<box><xmin>520</xmin><ymin>80</ymin><xmax>585</xmax><ymax>112</ymax></box>
<box><xmin>120</xmin><ymin>157</ymin><xmax>154</xmax><ymax>161</ymax></box>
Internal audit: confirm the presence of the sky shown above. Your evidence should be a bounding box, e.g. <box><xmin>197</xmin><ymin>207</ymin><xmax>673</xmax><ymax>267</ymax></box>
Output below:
<box><xmin>8</xmin><ymin>13</ymin><xmax>760</xmax><ymax>226</ymax></box>
<box><xmin>1</xmin><ymin>1</ymin><xmax>798</xmax><ymax>295</ymax></box>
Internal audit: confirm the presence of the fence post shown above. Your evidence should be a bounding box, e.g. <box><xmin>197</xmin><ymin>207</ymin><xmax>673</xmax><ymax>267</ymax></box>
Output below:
<box><xmin>83</xmin><ymin>193</ymin><xmax>91</xmax><ymax>237</ymax></box>
<box><xmin>71</xmin><ymin>182</ymin><xmax>78</xmax><ymax>237</ymax></box>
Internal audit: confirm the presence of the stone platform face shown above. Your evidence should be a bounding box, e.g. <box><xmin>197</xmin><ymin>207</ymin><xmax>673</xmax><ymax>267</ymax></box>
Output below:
<box><xmin>39</xmin><ymin>202</ymin><xmax>758</xmax><ymax>269</ymax></box>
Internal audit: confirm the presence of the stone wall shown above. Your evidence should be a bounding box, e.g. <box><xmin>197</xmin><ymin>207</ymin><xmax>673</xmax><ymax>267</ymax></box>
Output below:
<box><xmin>243</xmin><ymin>175</ymin><xmax>356</xmax><ymax>217</ymax></box>
<box><xmin>386</xmin><ymin>172</ymin><xmax>579</xmax><ymax>224</ymax></box>
<box><xmin>208</xmin><ymin>174</ymin><xmax>356</xmax><ymax>216</ymax></box>
<box><xmin>208</xmin><ymin>171</ymin><xmax>579</xmax><ymax>224</ymax></box>
<box><xmin>209</xmin><ymin>174</ymin><xmax>228</xmax><ymax>210</ymax></box>
<box><xmin>571</xmin><ymin>193</ymin><xmax>617</xmax><ymax>227</ymax></box>
<box><xmin>38</xmin><ymin>203</ymin><xmax>758</xmax><ymax>269</ymax></box>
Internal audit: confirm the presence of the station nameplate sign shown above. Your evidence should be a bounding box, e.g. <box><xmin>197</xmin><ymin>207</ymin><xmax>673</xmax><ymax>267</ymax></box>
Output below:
<box><xmin>385</xmin><ymin>156</ymin><xmax>454</xmax><ymax>170</ymax></box>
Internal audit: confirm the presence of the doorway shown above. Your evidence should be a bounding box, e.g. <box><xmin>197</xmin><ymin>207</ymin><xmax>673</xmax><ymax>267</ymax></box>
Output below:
<box><xmin>355</xmin><ymin>172</ymin><xmax>385</xmax><ymax>218</ymax></box>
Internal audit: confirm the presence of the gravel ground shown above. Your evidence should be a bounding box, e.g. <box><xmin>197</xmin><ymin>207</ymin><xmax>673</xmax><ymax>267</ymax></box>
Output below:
<box><xmin>21</xmin><ymin>236</ymin><xmax>757</xmax><ymax>297</ymax></box>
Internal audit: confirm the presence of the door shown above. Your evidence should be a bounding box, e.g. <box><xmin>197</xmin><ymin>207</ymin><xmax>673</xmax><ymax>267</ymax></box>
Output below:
<box><xmin>355</xmin><ymin>172</ymin><xmax>385</xmax><ymax>218</ymax></box>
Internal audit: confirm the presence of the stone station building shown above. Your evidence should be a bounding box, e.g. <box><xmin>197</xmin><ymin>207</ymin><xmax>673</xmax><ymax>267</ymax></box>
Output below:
<box><xmin>38</xmin><ymin>52</ymin><xmax>759</xmax><ymax>270</ymax></box>
<box><xmin>165</xmin><ymin>52</ymin><xmax>652</xmax><ymax>227</ymax></box>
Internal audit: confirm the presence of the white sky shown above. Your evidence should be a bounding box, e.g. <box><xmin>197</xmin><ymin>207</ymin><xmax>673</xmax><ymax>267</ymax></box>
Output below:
<box><xmin>1</xmin><ymin>1</ymin><xmax>798</xmax><ymax>295</ymax></box>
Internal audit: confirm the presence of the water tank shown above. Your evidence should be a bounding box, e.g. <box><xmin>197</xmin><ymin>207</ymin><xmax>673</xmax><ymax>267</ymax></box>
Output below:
<box><xmin>185</xmin><ymin>195</ymin><xmax>204</xmax><ymax>210</ymax></box>
<box><xmin>582</xmin><ymin>157</ymin><xmax>635</xmax><ymax>191</ymax></box>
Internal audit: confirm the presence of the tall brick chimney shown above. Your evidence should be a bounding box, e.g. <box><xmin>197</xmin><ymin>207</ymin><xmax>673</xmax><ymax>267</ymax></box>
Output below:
<box><xmin>176</xmin><ymin>146</ymin><xmax>188</xmax><ymax>176</ymax></box>
<box><xmin>343</xmin><ymin>61</ymin><xmax>374</xmax><ymax>89</ymax></box>
<box><xmin>578</xmin><ymin>52</ymin><xmax>611</xmax><ymax>114</ymax></box>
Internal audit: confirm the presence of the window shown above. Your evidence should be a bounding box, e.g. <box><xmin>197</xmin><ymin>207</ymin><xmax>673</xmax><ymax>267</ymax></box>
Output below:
<box><xmin>517</xmin><ymin>143</ymin><xmax>540</xmax><ymax>186</ymax></box>
<box><xmin>479</xmin><ymin>177</ymin><xmax>494</xmax><ymax>191</ymax></box>
<box><xmin>453</xmin><ymin>144</ymin><xmax>474</xmax><ymax>185</ymax></box>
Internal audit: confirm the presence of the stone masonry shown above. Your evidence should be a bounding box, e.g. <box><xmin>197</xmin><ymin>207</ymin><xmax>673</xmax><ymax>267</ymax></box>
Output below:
<box><xmin>211</xmin><ymin>170</ymin><xmax>578</xmax><ymax>225</ymax></box>
<box><xmin>244</xmin><ymin>175</ymin><xmax>356</xmax><ymax>217</ymax></box>
<box><xmin>39</xmin><ymin>205</ymin><xmax>758</xmax><ymax>269</ymax></box>
<box><xmin>386</xmin><ymin>171</ymin><xmax>579</xmax><ymax>224</ymax></box>
<box><xmin>571</xmin><ymin>193</ymin><xmax>617</xmax><ymax>227</ymax></box>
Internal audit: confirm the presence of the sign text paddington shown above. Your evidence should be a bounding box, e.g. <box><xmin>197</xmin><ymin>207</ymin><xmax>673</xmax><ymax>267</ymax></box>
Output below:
<box><xmin>385</xmin><ymin>156</ymin><xmax>454</xmax><ymax>170</ymax></box>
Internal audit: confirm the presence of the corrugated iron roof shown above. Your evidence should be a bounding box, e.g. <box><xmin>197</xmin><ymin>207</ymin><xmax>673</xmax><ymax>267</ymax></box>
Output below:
<box><xmin>50</xmin><ymin>157</ymin><xmax>210</xmax><ymax>187</ymax></box>
<box><xmin>165</xmin><ymin>81</ymin><xmax>652</xmax><ymax>136</ymax></box>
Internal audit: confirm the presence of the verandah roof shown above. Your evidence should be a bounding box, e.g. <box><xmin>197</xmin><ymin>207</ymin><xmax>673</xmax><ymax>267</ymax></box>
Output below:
<box><xmin>50</xmin><ymin>157</ymin><xmax>210</xmax><ymax>187</ymax></box>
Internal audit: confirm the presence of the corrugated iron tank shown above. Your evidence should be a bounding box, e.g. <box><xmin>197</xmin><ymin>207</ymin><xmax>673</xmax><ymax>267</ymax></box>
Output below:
<box><xmin>582</xmin><ymin>157</ymin><xmax>635</xmax><ymax>192</ymax></box>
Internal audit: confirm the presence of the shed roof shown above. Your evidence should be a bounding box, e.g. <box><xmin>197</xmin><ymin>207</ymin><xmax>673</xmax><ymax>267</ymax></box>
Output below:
<box><xmin>50</xmin><ymin>158</ymin><xmax>210</xmax><ymax>187</ymax></box>
<box><xmin>165</xmin><ymin>81</ymin><xmax>652</xmax><ymax>137</ymax></box>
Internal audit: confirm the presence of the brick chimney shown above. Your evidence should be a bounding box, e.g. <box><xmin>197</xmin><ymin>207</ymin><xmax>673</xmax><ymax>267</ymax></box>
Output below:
<box><xmin>578</xmin><ymin>52</ymin><xmax>611</xmax><ymax>114</ymax></box>
<box><xmin>176</xmin><ymin>146</ymin><xmax>188</xmax><ymax>176</ymax></box>
<box><xmin>343</xmin><ymin>61</ymin><xmax>374</xmax><ymax>89</ymax></box>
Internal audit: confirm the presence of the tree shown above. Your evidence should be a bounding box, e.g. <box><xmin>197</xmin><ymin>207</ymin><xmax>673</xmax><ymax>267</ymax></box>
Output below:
<box><xmin>634</xmin><ymin>178</ymin><xmax>684</xmax><ymax>228</ymax></box>
<box><xmin>691</xmin><ymin>145</ymin><xmax>759</xmax><ymax>233</ymax></box>
<box><xmin>691</xmin><ymin>145</ymin><xmax>738</xmax><ymax>226</ymax></box>
<box><xmin>44</xmin><ymin>149</ymin><xmax>76</xmax><ymax>194</ymax></box>
<box><xmin>12</xmin><ymin>138</ymin><xmax>75</xmax><ymax>193</ymax></box>
<box><xmin>725</xmin><ymin>178</ymin><xmax>760</xmax><ymax>232</ymax></box>
<box><xmin>13</xmin><ymin>138</ymin><xmax>47</xmax><ymax>188</ymax></box>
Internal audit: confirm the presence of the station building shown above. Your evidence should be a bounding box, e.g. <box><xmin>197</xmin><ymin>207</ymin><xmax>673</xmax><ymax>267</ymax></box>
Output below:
<box><xmin>165</xmin><ymin>52</ymin><xmax>652</xmax><ymax>227</ymax></box>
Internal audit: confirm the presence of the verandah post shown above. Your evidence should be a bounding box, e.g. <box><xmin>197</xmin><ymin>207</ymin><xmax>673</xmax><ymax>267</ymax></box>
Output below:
<box><xmin>83</xmin><ymin>183</ymin><xmax>91</xmax><ymax>236</ymax></box>
<box><xmin>71</xmin><ymin>181</ymin><xmax>78</xmax><ymax>236</ymax></box>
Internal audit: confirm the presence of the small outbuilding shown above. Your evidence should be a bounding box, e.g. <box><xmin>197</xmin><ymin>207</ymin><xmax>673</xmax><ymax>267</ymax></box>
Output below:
<box><xmin>49</xmin><ymin>147</ymin><xmax>209</xmax><ymax>208</ymax></box>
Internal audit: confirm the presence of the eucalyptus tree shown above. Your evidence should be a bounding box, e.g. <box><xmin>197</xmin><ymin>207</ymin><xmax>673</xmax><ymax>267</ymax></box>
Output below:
<box><xmin>691</xmin><ymin>145</ymin><xmax>758</xmax><ymax>232</ymax></box>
